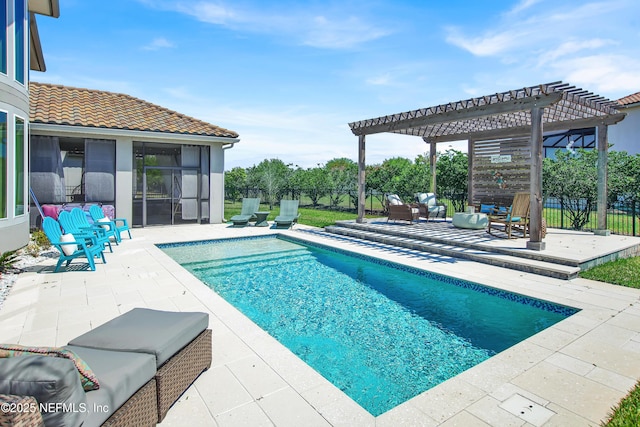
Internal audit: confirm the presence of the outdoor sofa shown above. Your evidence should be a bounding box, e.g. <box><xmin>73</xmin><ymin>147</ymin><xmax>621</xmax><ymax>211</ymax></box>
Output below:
<box><xmin>0</xmin><ymin>308</ymin><xmax>212</xmax><ymax>426</ymax></box>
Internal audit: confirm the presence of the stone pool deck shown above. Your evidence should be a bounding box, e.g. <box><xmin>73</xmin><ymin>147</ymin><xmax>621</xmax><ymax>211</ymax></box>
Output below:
<box><xmin>1</xmin><ymin>223</ymin><xmax>640</xmax><ymax>426</ymax></box>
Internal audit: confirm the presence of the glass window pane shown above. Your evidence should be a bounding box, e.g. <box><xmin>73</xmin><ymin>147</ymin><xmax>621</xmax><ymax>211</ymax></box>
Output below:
<box><xmin>0</xmin><ymin>112</ymin><xmax>6</xmax><ymax>218</ymax></box>
<box><xmin>0</xmin><ymin>0</ymin><xmax>6</xmax><ymax>74</ymax></box>
<box><xmin>14</xmin><ymin>116</ymin><xmax>24</xmax><ymax>215</ymax></box>
<box><xmin>14</xmin><ymin>0</ymin><xmax>25</xmax><ymax>83</ymax></box>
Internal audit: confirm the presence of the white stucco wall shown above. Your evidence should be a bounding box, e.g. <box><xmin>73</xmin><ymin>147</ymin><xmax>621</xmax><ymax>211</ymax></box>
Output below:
<box><xmin>115</xmin><ymin>137</ymin><xmax>133</xmax><ymax>225</ymax></box>
<box><xmin>608</xmin><ymin>105</ymin><xmax>640</xmax><ymax>154</ymax></box>
<box><xmin>209</xmin><ymin>144</ymin><xmax>225</xmax><ymax>223</ymax></box>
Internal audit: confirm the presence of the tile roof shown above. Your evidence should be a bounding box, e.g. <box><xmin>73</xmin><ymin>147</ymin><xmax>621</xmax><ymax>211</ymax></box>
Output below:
<box><xmin>617</xmin><ymin>91</ymin><xmax>640</xmax><ymax>107</ymax></box>
<box><xmin>29</xmin><ymin>82</ymin><xmax>239</xmax><ymax>138</ymax></box>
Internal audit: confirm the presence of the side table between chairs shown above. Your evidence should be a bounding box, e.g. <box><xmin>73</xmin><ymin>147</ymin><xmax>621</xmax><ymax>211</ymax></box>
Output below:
<box><xmin>254</xmin><ymin>211</ymin><xmax>270</xmax><ymax>227</ymax></box>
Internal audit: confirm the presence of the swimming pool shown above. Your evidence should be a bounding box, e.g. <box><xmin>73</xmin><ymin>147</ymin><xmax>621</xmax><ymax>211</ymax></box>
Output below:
<box><xmin>159</xmin><ymin>235</ymin><xmax>578</xmax><ymax>416</ymax></box>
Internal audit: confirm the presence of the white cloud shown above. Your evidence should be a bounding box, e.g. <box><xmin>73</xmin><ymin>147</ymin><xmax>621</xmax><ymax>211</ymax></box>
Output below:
<box><xmin>505</xmin><ymin>0</ymin><xmax>542</xmax><ymax>16</ymax></box>
<box><xmin>148</xmin><ymin>1</ymin><xmax>390</xmax><ymax>49</ymax></box>
<box><xmin>551</xmin><ymin>54</ymin><xmax>640</xmax><ymax>96</ymax></box>
<box><xmin>142</xmin><ymin>37</ymin><xmax>175</xmax><ymax>51</ymax></box>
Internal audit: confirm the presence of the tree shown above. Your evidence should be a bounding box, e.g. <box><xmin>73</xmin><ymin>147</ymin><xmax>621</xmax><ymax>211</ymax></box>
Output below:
<box><xmin>249</xmin><ymin>159</ymin><xmax>290</xmax><ymax>209</ymax></box>
<box><xmin>224</xmin><ymin>167</ymin><xmax>247</xmax><ymax>202</ymax></box>
<box><xmin>326</xmin><ymin>158</ymin><xmax>357</xmax><ymax>209</ymax></box>
<box><xmin>436</xmin><ymin>149</ymin><xmax>468</xmax><ymax>212</ymax></box>
<box><xmin>543</xmin><ymin>148</ymin><xmax>597</xmax><ymax>229</ymax></box>
<box><xmin>299</xmin><ymin>166</ymin><xmax>331</xmax><ymax>207</ymax></box>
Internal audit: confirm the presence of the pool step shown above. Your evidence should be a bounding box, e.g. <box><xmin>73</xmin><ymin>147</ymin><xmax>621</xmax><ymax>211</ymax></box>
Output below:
<box><xmin>195</xmin><ymin>252</ymin><xmax>315</xmax><ymax>277</ymax></box>
<box><xmin>323</xmin><ymin>225</ymin><xmax>580</xmax><ymax>280</ymax></box>
<box><xmin>184</xmin><ymin>248</ymin><xmax>311</xmax><ymax>272</ymax></box>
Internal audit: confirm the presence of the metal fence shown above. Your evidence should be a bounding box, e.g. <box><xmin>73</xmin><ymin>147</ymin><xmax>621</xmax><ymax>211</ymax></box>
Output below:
<box><xmin>226</xmin><ymin>188</ymin><xmax>640</xmax><ymax>236</ymax></box>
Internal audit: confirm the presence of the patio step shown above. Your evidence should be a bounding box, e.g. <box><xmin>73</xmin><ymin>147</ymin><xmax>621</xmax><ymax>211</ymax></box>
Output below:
<box><xmin>323</xmin><ymin>224</ymin><xmax>580</xmax><ymax>280</ymax></box>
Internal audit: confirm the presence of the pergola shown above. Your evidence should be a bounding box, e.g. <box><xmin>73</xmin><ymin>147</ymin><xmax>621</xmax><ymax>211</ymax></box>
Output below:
<box><xmin>349</xmin><ymin>82</ymin><xmax>626</xmax><ymax>251</ymax></box>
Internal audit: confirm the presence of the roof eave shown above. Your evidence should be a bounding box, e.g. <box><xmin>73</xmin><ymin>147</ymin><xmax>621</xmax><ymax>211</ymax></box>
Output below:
<box><xmin>29</xmin><ymin>0</ymin><xmax>60</xmax><ymax>18</ymax></box>
<box><xmin>30</xmin><ymin>122</ymin><xmax>241</xmax><ymax>144</ymax></box>
<box><xmin>29</xmin><ymin>13</ymin><xmax>45</xmax><ymax>72</ymax></box>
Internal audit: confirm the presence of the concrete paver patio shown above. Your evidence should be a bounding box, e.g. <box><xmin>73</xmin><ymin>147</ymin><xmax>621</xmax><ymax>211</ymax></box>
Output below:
<box><xmin>1</xmin><ymin>223</ymin><xmax>639</xmax><ymax>426</ymax></box>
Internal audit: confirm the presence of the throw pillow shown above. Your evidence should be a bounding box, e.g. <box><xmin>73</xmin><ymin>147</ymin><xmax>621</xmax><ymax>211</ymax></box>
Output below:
<box><xmin>0</xmin><ymin>344</ymin><xmax>100</xmax><ymax>391</ymax></box>
<box><xmin>96</xmin><ymin>217</ymin><xmax>111</xmax><ymax>230</ymax></box>
<box><xmin>59</xmin><ymin>233</ymin><xmax>78</xmax><ymax>256</ymax></box>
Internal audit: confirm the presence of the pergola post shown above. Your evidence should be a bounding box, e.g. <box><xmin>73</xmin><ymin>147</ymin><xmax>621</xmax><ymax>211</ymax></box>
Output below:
<box><xmin>527</xmin><ymin>107</ymin><xmax>546</xmax><ymax>251</ymax></box>
<box><xmin>594</xmin><ymin>124</ymin><xmax>610</xmax><ymax>236</ymax></box>
<box><xmin>429</xmin><ymin>140</ymin><xmax>437</xmax><ymax>193</ymax></box>
<box><xmin>357</xmin><ymin>134</ymin><xmax>366</xmax><ymax>223</ymax></box>
<box><xmin>467</xmin><ymin>139</ymin><xmax>474</xmax><ymax>207</ymax></box>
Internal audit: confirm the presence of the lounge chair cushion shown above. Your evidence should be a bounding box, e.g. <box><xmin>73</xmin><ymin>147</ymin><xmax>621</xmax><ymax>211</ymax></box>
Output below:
<box><xmin>64</xmin><ymin>345</ymin><xmax>156</xmax><ymax>427</ymax></box>
<box><xmin>0</xmin><ymin>344</ymin><xmax>100</xmax><ymax>390</ymax></box>
<box><xmin>0</xmin><ymin>355</ymin><xmax>88</xmax><ymax>426</ymax></box>
<box><xmin>69</xmin><ymin>308</ymin><xmax>209</xmax><ymax>367</ymax></box>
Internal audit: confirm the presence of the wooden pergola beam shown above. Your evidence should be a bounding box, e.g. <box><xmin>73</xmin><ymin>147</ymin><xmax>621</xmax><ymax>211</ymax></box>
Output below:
<box><xmin>427</xmin><ymin>113</ymin><xmax>626</xmax><ymax>143</ymax></box>
<box><xmin>351</xmin><ymin>93</ymin><xmax>563</xmax><ymax>136</ymax></box>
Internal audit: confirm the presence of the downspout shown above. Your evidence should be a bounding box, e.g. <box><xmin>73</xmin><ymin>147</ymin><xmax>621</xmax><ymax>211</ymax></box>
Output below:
<box><xmin>221</xmin><ymin>142</ymin><xmax>237</xmax><ymax>222</ymax></box>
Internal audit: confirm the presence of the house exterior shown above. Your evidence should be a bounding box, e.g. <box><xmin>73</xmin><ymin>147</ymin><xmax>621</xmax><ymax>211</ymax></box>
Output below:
<box><xmin>0</xmin><ymin>0</ymin><xmax>59</xmax><ymax>254</ymax></box>
<box><xmin>29</xmin><ymin>82</ymin><xmax>239</xmax><ymax>229</ymax></box>
<box><xmin>609</xmin><ymin>91</ymin><xmax>640</xmax><ymax>154</ymax></box>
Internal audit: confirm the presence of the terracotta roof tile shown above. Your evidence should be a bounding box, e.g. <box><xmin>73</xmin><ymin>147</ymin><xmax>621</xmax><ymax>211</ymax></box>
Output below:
<box><xmin>617</xmin><ymin>91</ymin><xmax>640</xmax><ymax>107</ymax></box>
<box><xmin>29</xmin><ymin>82</ymin><xmax>239</xmax><ymax>138</ymax></box>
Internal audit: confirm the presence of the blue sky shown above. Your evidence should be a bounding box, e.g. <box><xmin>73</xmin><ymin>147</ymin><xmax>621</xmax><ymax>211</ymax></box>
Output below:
<box><xmin>35</xmin><ymin>0</ymin><xmax>640</xmax><ymax>169</ymax></box>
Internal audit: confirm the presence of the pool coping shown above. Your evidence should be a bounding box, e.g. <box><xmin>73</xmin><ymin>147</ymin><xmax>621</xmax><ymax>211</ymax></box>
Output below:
<box><xmin>2</xmin><ymin>223</ymin><xmax>640</xmax><ymax>426</ymax></box>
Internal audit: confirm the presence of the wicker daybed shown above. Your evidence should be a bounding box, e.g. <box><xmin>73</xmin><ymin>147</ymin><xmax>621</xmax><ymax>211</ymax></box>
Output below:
<box><xmin>0</xmin><ymin>308</ymin><xmax>212</xmax><ymax>426</ymax></box>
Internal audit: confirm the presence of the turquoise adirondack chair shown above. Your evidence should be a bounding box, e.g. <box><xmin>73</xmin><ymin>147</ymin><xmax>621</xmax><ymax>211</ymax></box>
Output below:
<box><xmin>229</xmin><ymin>198</ymin><xmax>261</xmax><ymax>226</ymax></box>
<box><xmin>89</xmin><ymin>205</ymin><xmax>132</xmax><ymax>240</ymax></box>
<box><xmin>42</xmin><ymin>217</ymin><xmax>106</xmax><ymax>272</ymax></box>
<box><xmin>71</xmin><ymin>207</ymin><xmax>120</xmax><ymax>244</ymax></box>
<box><xmin>58</xmin><ymin>210</ymin><xmax>113</xmax><ymax>253</ymax></box>
<box><xmin>274</xmin><ymin>200</ymin><xmax>300</xmax><ymax>228</ymax></box>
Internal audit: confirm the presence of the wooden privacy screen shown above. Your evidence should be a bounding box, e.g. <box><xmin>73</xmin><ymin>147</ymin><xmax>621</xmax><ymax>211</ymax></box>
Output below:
<box><xmin>470</xmin><ymin>137</ymin><xmax>531</xmax><ymax>206</ymax></box>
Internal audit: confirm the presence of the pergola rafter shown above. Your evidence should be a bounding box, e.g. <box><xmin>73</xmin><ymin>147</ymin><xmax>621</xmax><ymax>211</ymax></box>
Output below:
<box><xmin>349</xmin><ymin>81</ymin><xmax>626</xmax><ymax>251</ymax></box>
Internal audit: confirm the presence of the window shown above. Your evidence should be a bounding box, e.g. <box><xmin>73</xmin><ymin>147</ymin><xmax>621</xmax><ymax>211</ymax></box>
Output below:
<box><xmin>14</xmin><ymin>0</ymin><xmax>25</xmax><ymax>83</ymax></box>
<box><xmin>0</xmin><ymin>111</ymin><xmax>6</xmax><ymax>218</ymax></box>
<box><xmin>14</xmin><ymin>116</ymin><xmax>24</xmax><ymax>215</ymax></box>
<box><xmin>0</xmin><ymin>0</ymin><xmax>6</xmax><ymax>74</ymax></box>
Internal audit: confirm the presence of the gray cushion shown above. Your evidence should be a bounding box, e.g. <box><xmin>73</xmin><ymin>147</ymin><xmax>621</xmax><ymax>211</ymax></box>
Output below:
<box><xmin>68</xmin><ymin>308</ymin><xmax>208</xmax><ymax>367</ymax></box>
<box><xmin>0</xmin><ymin>355</ymin><xmax>87</xmax><ymax>427</ymax></box>
<box><xmin>64</xmin><ymin>345</ymin><xmax>156</xmax><ymax>427</ymax></box>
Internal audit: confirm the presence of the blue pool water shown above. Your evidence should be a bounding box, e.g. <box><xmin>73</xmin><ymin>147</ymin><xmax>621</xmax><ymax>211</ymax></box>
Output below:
<box><xmin>159</xmin><ymin>235</ymin><xmax>578</xmax><ymax>416</ymax></box>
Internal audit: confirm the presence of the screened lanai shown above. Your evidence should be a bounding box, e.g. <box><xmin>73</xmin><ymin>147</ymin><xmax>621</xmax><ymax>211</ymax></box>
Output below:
<box><xmin>349</xmin><ymin>82</ymin><xmax>626</xmax><ymax>250</ymax></box>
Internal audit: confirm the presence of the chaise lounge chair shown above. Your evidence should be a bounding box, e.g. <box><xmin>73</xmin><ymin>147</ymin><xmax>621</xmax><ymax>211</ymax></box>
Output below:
<box><xmin>229</xmin><ymin>198</ymin><xmax>261</xmax><ymax>226</ymax></box>
<box><xmin>386</xmin><ymin>194</ymin><xmax>419</xmax><ymax>223</ymax></box>
<box><xmin>274</xmin><ymin>200</ymin><xmax>300</xmax><ymax>228</ymax></box>
<box><xmin>488</xmin><ymin>192</ymin><xmax>530</xmax><ymax>239</ymax></box>
<box><xmin>42</xmin><ymin>216</ymin><xmax>107</xmax><ymax>272</ymax></box>
<box><xmin>89</xmin><ymin>204</ymin><xmax>132</xmax><ymax>240</ymax></box>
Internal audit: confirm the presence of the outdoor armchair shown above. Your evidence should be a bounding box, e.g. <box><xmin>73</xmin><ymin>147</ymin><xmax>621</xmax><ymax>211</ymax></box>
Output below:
<box><xmin>42</xmin><ymin>216</ymin><xmax>106</xmax><ymax>272</ymax></box>
<box><xmin>89</xmin><ymin>204</ymin><xmax>132</xmax><ymax>240</ymax></box>
<box><xmin>415</xmin><ymin>193</ymin><xmax>447</xmax><ymax>221</ymax></box>
<box><xmin>58</xmin><ymin>210</ymin><xmax>113</xmax><ymax>253</ymax></box>
<box><xmin>487</xmin><ymin>192</ymin><xmax>530</xmax><ymax>239</ymax></box>
<box><xmin>386</xmin><ymin>194</ymin><xmax>419</xmax><ymax>223</ymax></box>
<box><xmin>71</xmin><ymin>207</ymin><xmax>120</xmax><ymax>244</ymax></box>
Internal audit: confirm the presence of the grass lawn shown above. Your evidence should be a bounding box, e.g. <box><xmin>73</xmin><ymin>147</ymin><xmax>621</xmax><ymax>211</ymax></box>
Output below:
<box><xmin>580</xmin><ymin>259</ymin><xmax>640</xmax><ymax>426</ymax></box>
<box><xmin>224</xmin><ymin>200</ymin><xmax>378</xmax><ymax>228</ymax></box>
